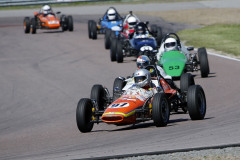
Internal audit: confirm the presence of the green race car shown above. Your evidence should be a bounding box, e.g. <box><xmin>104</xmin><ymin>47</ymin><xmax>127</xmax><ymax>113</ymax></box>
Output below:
<box><xmin>157</xmin><ymin>33</ymin><xmax>210</xmax><ymax>79</ymax></box>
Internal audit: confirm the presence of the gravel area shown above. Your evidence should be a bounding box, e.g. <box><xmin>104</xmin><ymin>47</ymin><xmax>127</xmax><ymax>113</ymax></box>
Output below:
<box><xmin>110</xmin><ymin>147</ymin><xmax>240</xmax><ymax>160</ymax></box>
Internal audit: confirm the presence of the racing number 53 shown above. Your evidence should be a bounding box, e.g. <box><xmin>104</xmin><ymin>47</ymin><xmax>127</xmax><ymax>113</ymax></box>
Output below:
<box><xmin>169</xmin><ymin>65</ymin><xmax>180</xmax><ymax>70</ymax></box>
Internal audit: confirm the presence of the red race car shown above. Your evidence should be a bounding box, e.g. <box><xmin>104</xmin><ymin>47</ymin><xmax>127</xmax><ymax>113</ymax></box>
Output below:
<box><xmin>76</xmin><ymin>65</ymin><xmax>207</xmax><ymax>133</ymax></box>
<box><xmin>24</xmin><ymin>6</ymin><xmax>73</xmax><ymax>34</ymax></box>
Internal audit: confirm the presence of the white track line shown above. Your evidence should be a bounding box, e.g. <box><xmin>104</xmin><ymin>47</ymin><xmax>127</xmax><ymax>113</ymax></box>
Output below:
<box><xmin>208</xmin><ymin>52</ymin><xmax>240</xmax><ymax>62</ymax></box>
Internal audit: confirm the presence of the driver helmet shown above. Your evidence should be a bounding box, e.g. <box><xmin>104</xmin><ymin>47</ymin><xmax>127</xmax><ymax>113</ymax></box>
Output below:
<box><xmin>136</xmin><ymin>55</ymin><xmax>150</xmax><ymax>69</ymax></box>
<box><xmin>107</xmin><ymin>8</ymin><xmax>116</xmax><ymax>21</ymax></box>
<box><xmin>127</xmin><ymin>16</ymin><xmax>137</xmax><ymax>29</ymax></box>
<box><xmin>135</xmin><ymin>22</ymin><xmax>146</xmax><ymax>34</ymax></box>
<box><xmin>133</xmin><ymin>69</ymin><xmax>151</xmax><ymax>88</ymax></box>
<box><xmin>164</xmin><ymin>37</ymin><xmax>178</xmax><ymax>52</ymax></box>
<box><xmin>42</xmin><ymin>5</ymin><xmax>52</xmax><ymax>15</ymax></box>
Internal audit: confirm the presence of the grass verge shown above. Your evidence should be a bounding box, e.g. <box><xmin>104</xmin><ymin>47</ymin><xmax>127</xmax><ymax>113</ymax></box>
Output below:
<box><xmin>0</xmin><ymin>0</ymin><xmax>204</xmax><ymax>10</ymax></box>
<box><xmin>139</xmin><ymin>8</ymin><xmax>240</xmax><ymax>57</ymax></box>
<box><xmin>178</xmin><ymin>24</ymin><xmax>240</xmax><ymax>56</ymax></box>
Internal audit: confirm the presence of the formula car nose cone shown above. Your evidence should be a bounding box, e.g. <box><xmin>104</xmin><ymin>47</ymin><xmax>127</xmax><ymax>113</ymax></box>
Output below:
<box><xmin>111</xmin><ymin>26</ymin><xmax>121</xmax><ymax>31</ymax></box>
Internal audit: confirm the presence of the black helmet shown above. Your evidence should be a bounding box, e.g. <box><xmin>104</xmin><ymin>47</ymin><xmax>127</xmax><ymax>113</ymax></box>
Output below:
<box><xmin>135</xmin><ymin>22</ymin><xmax>146</xmax><ymax>34</ymax></box>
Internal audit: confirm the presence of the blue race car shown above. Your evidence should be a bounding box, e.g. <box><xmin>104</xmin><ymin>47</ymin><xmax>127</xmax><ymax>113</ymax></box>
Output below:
<box><xmin>114</xmin><ymin>22</ymin><xmax>159</xmax><ymax>63</ymax></box>
<box><xmin>88</xmin><ymin>7</ymin><xmax>123</xmax><ymax>42</ymax></box>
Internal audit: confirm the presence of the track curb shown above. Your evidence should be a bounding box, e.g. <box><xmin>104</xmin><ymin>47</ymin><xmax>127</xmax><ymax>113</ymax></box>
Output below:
<box><xmin>73</xmin><ymin>143</ymin><xmax>240</xmax><ymax>160</ymax></box>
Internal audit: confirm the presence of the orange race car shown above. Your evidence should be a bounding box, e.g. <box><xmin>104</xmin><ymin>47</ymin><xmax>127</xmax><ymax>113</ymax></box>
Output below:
<box><xmin>76</xmin><ymin>65</ymin><xmax>207</xmax><ymax>133</ymax></box>
<box><xmin>23</xmin><ymin>6</ymin><xmax>73</xmax><ymax>34</ymax></box>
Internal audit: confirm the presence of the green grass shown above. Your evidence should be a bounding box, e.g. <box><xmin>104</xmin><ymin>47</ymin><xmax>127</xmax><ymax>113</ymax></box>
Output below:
<box><xmin>178</xmin><ymin>24</ymin><xmax>240</xmax><ymax>56</ymax></box>
<box><xmin>0</xmin><ymin>0</ymin><xmax>204</xmax><ymax>10</ymax></box>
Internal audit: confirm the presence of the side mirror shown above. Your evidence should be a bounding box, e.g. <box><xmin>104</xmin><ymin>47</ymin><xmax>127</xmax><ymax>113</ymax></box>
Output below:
<box><xmin>145</xmin><ymin>21</ymin><xmax>149</xmax><ymax>25</ymax></box>
<box><xmin>56</xmin><ymin>11</ymin><xmax>61</xmax><ymax>14</ymax></box>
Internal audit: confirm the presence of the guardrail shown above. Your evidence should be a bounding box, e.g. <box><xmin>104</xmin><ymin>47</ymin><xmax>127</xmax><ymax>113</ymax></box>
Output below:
<box><xmin>0</xmin><ymin>0</ymin><xmax>113</xmax><ymax>7</ymax></box>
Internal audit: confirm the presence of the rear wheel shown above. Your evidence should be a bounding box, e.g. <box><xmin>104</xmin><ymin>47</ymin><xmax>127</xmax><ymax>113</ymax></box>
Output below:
<box><xmin>180</xmin><ymin>73</ymin><xmax>195</xmax><ymax>92</ymax></box>
<box><xmin>88</xmin><ymin>20</ymin><xmax>93</xmax><ymax>39</ymax></box>
<box><xmin>105</xmin><ymin>29</ymin><xmax>111</xmax><ymax>49</ymax></box>
<box><xmin>90</xmin><ymin>84</ymin><xmax>105</xmax><ymax>110</ymax></box>
<box><xmin>110</xmin><ymin>38</ymin><xmax>117</xmax><ymax>61</ymax></box>
<box><xmin>113</xmin><ymin>77</ymin><xmax>126</xmax><ymax>100</ymax></box>
<box><xmin>198</xmin><ymin>47</ymin><xmax>209</xmax><ymax>78</ymax></box>
<box><xmin>152</xmin><ymin>93</ymin><xmax>170</xmax><ymax>127</ymax></box>
<box><xmin>150</xmin><ymin>24</ymin><xmax>157</xmax><ymax>36</ymax></box>
<box><xmin>187</xmin><ymin>85</ymin><xmax>206</xmax><ymax>120</ymax></box>
<box><xmin>30</xmin><ymin>18</ymin><xmax>36</xmax><ymax>34</ymax></box>
<box><xmin>156</xmin><ymin>27</ymin><xmax>163</xmax><ymax>46</ymax></box>
<box><xmin>76</xmin><ymin>98</ymin><xmax>94</xmax><ymax>133</ymax></box>
<box><xmin>23</xmin><ymin>17</ymin><xmax>30</xmax><ymax>33</ymax></box>
<box><xmin>116</xmin><ymin>41</ymin><xmax>123</xmax><ymax>63</ymax></box>
<box><xmin>91</xmin><ymin>21</ymin><xmax>97</xmax><ymax>39</ymax></box>
<box><xmin>67</xmin><ymin>15</ymin><xmax>73</xmax><ymax>31</ymax></box>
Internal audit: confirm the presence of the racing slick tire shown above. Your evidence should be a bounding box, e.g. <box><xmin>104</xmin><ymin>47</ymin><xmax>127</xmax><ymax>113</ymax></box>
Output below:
<box><xmin>152</xmin><ymin>93</ymin><xmax>170</xmax><ymax>127</ymax></box>
<box><xmin>150</xmin><ymin>24</ymin><xmax>157</xmax><ymax>36</ymax></box>
<box><xmin>156</xmin><ymin>27</ymin><xmax>163</xmax><ymax>46</ymax></box>
<box><xmin>30</xmin><ymin>18</ymin><xmax>37</xmax><ymax>34</ymax></box>
<box><xmin>187</xmin><ymin>85</ymin><xmax>206</xmax><ymax>120</ymax></box>
<box><xmin>91</xmin><ymin>21</ymin><xmax>97</xmax><ymax>39</ymax></box>
<box><xmin>67</xmin><ymin>15</ymin><xmax>74</xmax><ymax>31</ymax></box>
<box><xmin>198</xmin><ymin>47</ymin><xmax>210</xmax><ymax>78</ymax></box>
<box><xmin>180</xmin><ymin>73</ymin><xmax>195</xmax><ymax>92</ymax></box>
<box><xmin>116</xmin><ymin>41</ymin><xmax>123</xmax><ymax>63</ymax></box>
<box><xmin>105</xmin><ymin>29</ymin><xmax>111</xmax><ymax>49</ymax></box>
<box><xmin>23</xmin><ymin>17</ymin><xmax>30</xmax><ymax>34</ymax></box>
<box><xmin>113</xmin><ymin>77</ymin><xmax>126</xmax><ymax>101</ymax></box>
<box><xmin>60</xmin><ymin>15</ymin><xmax>68</xmax><ymax>31</ymax></box>
<box><xmin>88</xmin><ymin>20</ymin><xmax>93</xmax><ymax>39</ymax></box>
<box><xmin>110</xmin><ymin>38</ymin><xmax>117</xmax><ymax>61</ymax></box>
<box><xmin>76</xmin><ymin>98</ymin><xmax>94</xmax><ymax>133</ymax></box>
<box><xmin>90</xmin><ymin>84</ymin><xmax>105</xmax><ymax>111</ymax></box>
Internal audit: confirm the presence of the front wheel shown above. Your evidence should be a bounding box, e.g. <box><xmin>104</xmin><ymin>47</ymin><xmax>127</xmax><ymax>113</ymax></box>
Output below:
<box><xmin>110</xmin><ymin>38</ymin><xmax>117</xmax><ymax>61</ymax></box>
<box><xmin>76</xmin><ymin>98</ymin><xmax>94</xmax><ymax>133</ymax></box>
<box><xmin>31</xmin><ymin>18</ymin><xmax>36</xmax><ymax>34</ymax></box>
<box><xmin>105</xmin><ymin>29</ymin><xmax>111</xmax><ymax>49</ymax></box>
<box><xmin>152</xmin><ymin>93</ymin><xmax>170</xmax><ymax>127</ymax></box>
<box><xmin>187</xmin><ymin>85</ymin><xmax>206</xmax><ymax>120</ymax></box>
<box><xmin>91</xmin><ymin>21</ymin><xmax>97</xmax><ymax>39</ymax></box>
<box><xmin>116</xmin><ymin>41</ymin><xmax>123</xmax><ymax>63</ymax></box>
<box><xmin>60</xmin><ymin>15</ymin><xmax>68</xmax><ymax>31</ymax></box>
<box><xmin>198</xmin><ymin>47</ymin><xmax>209</xmax><ymax>78</ymax></box>
<box><xmin>88</xmin><ymin>20</ymin><xmax>93</xmax><ymax>38</ymax></box>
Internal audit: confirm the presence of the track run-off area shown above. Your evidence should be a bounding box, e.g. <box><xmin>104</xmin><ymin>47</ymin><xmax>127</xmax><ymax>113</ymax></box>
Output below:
<box><xmin>0</xmin><ymin>1</ymin><xmax>240</xmax><ymax>159</ymax></box>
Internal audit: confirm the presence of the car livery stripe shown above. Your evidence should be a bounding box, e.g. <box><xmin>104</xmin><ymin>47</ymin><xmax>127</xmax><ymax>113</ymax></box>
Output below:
<box><xmin>103</xmin><ymin>110</ymin><xmax>135</xmax><ymax>118</ymax></box>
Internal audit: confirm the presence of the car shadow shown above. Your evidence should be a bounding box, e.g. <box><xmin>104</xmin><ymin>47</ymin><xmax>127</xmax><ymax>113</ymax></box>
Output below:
<box><xmin>107</xmin><ymin>118</ymin><xmax>189</xmax><ymax>132</ymax></box>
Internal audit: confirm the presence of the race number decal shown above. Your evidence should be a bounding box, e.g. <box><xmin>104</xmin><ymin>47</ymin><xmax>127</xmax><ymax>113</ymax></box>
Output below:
<box><xmin>169</xmin><ymin>65</ymin><xmax>180</xmax><ymax>70</ymax></box>
<box><xmin>109</xmin><ymin>103</ymin><xmax>129</xmax><ymax>108</ymax></box>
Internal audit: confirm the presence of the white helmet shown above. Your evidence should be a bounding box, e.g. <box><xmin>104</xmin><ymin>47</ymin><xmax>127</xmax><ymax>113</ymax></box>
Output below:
<box><xmin>42</xmin><ymin>5</ymin><xmax>52</xmax><ymax>14</ymax></box>
<box><xmin>133</xmin><ymin>69</ymin><xmax>151</xmax><ymax>88</ymax></box>
<box><xmin>107</xmin><ymin>8</ymin><xmax>116</xmax><ymax>21</ymax></box>
<box><xmin>127</xmin><ymin>16</ymin><xmax>137</xmax><ymax>28</ymax></box>
<box><xmin>164</xmin><ymin>37</ymin><xmax>178</xmax><ymax>52</ymax></box>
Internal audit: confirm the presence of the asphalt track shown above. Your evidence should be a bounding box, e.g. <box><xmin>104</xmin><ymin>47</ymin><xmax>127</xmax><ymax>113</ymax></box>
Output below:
<box><xmin>1</xmin><ymin>3</ymin><xmax>240</xmax><ymax>160</ymax></box>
